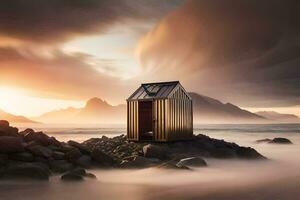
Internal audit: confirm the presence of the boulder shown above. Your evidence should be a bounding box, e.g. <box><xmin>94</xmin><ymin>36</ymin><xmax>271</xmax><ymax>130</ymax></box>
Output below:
<box><xmin>157</xmin><ymin>162</ymin><xmax>190</xmax><ymax>170</ymax></box>
<box><xmin>52</xmin><ymin>151</ymin><xmax>65</xmax><ymax>160</ymax></box>
<box><xmin>61</xmin><ymin>172</ymin><xmax>84</xmax><ymax>182</ymax></box>
<box><xmin>236</xmin><ymin>147</ymin><xmax>266</xmax><ymax>159</ymax></box>
<box><xmin>75</xmin><ymin>155</ymin><xmax>92</xmax><ymax>168</ymax></box>
<box><xmin>49</xmin><ymin>160</ymin><xmax>74</xmax><ymax>173</ymax></box>
<box><xmin>85</xmin><ymin>172</ymin><xmax>97</xmax><ymax>179</ymax></box>
<box><xmin>28</xmin><ymin>145</ymin><xmax>53</xmax><ymax>158</ymax></box>
<box><xmin>256</xmin><ymin>139</ymin><xmax>272</xmax><ymax>143</ymax></box>
<box><xmin>1</xmin><ymin>163</ymin><xmax>49</xmax><ymax>180</ymax></box>
<box><xmin>10</xmin><ymin>152</ymin><xmax>35</xmax><ymax>162</ymax></box>
<box><xmin>0</xmin><ymin>120</ymin><xmax>9</xmax><ymax>127</ymax></box>
<box><xmin>65</xmin><ymin>148</ymin><xmax>82</xmax><ymax>162</ymax></box>
<box><xmin>0</xmin><ymin>136</ymin><xmax>24</xmax><ymax>153</ymax></box>
<box><xmin>67</xmin><ymin>140</ymin><xmax>90</xmax><ymax>154</ymax></box>
<box><xmin>143</xmin><ymin>144</ymin><xmax>169</xmax><ymax>160</ymax></box>
<box><xmin>19</xmin><ymin>128</ymin><xmax>35</xmax><ymax>136</ymax></box>
<box><xmin>91</xmin><ymin>148</ymin><xmax>116</xmax><ymax>166</ymax></box>
<box><xmin>24</xmin><ymin>131</ymin><xmax>51</xmax><ymax>146</ymax></box>
<box><xmin>176</xmin><ymin>157</ymin><xmax>207</xmax><ymax>167</ymax></box>
<box><xmin>120</xmin><ymin>156</ymin><xmax>157</xmax><ymax>168</ymax></box>
<box><xmin>0</xmin><ymin>154</ymin><xmax>8</xmax><ymax>165</ymax></box>
<box><xmin>271</xmin><ymin>137</ymin><xmax>292</xmax><ymax>144</ymax></box>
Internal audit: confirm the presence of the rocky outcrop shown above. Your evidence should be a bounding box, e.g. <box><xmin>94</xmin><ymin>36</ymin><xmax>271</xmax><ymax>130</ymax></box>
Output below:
<box><xmin>0</xmin><ymin>120</ymin><xmax>266</xmax><ymax>181</ymax></box>
<box><xmin>256</xmin><ymin>137</ymin><xmax>292</xmax><ymax>144</ymax></box>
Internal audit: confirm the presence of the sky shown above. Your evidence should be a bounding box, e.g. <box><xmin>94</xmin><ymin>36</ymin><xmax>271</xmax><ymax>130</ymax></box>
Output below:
<box><xmin>0</xmin><ymin>0</ymin><xmax>299</xmax><ymax>117</ymax></box>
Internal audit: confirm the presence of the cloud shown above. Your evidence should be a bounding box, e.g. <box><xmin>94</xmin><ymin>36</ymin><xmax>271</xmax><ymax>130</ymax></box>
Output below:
<box><xmin>137</xmin><ymin>0</ymin><xmax>300</xmax><ymax>107</ymax></box>
<box><xmin>0</xmin><ymin>46</ymin><xmax>133</xmax><ymax>103</ymax></box>
<box><xmin>0</xmin><ymin>0</ymin><xmax>182</xmax><ymax>44</ymax></box>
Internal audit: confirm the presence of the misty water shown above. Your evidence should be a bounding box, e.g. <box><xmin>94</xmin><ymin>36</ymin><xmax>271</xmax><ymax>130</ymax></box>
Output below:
<box><xmin>2</xmin><ymin>124</ymin><xmax>300</xmax><ymax>200</ymax></box>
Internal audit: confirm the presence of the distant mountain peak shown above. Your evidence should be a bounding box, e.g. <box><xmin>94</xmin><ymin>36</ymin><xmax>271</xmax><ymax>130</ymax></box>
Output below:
<box><xmin>0</xmin><ymin>108</ymin><xmax>37</xmax><ymax>123</ymax></box>
<box><xmin>85</xmin><ymin>97</ymin><xmax>110</xmax><ymax>107</ymax></box>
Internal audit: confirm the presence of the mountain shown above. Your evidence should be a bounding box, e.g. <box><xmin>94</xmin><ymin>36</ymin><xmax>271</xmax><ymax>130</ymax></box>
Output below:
<box><xmin>36</xmin><ymin>97</ymin><xmax>126</xmax><ymax>124</ymax></box>
<box><xmin>256</xmin><ymin>111</ymin><xmax>300</xmax><ymax>123</ymax></box>
<box><xmin>0</xmin><ymin>108</ymin><xmax>37</xmax><ymax>123</ymax></box>
<box><xmin>188</xmin><ymin>92</ymin><xmax>267</xmax><ymax>123</ymax></box>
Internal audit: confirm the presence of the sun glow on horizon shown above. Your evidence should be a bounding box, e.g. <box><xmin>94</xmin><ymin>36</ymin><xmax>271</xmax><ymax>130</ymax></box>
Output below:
<box><xmin>0</xmin><ymin>86</ymin><xmax>84</xmax><ymax>117</ymax></box>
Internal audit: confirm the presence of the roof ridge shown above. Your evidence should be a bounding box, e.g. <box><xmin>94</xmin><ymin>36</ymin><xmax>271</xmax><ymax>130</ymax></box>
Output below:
<box><xmin>141</xmin><ymin>81</ymin><xmax>179</xmax><ymax>86</ymax></box>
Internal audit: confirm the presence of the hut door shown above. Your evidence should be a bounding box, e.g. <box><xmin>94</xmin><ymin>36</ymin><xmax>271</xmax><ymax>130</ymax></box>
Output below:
<box><xmin>138</xmin><ymin>101</ymin><xmax>153</xmax><ymax>140</ymax></box>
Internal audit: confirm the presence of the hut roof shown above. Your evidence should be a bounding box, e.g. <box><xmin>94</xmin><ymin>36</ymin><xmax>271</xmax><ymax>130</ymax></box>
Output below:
<box><xmin>128</xmin><ymin>81</ymin><xmax>184</xmax><ymax>100</ymax></box>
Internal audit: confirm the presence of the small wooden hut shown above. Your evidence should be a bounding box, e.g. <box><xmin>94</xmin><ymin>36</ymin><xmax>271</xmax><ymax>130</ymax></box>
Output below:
<box><xmin>127</xmin><ymin>81</ymin><xmax>193</xmax><ymax>142</ymax></box>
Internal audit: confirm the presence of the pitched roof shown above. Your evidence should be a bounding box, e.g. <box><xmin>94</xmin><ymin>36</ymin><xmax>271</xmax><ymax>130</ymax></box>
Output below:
<box><xmin>127</xmin><ymin>81</ymin><xmax>180</xmax><ymax>100</ymax></box>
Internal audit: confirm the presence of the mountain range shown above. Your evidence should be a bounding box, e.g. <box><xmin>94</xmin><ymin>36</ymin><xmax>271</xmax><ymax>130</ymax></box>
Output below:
<box><xmin>1</xmin><ymin>93</ymin><xmax>299</xmax><ymax>124</ymax></box>
<box><xmin>0</xmin><ymin>108</ymin><xmax>37</xmax><ymax>123</ymax></box>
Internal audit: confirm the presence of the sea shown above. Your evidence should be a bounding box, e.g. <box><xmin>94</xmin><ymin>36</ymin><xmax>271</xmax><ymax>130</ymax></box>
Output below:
<box><xmin>1</xmin><ymin>123</ymin><xmax>300</xmax><ymax>200</ymax></box>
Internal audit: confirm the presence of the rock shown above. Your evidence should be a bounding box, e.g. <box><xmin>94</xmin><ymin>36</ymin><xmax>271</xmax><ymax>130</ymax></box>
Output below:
<box><xmin>52</xmin><ymin>151</ymin><xmax>65</xmax><ymax>160</ymax></box>
<box><xmin>143</xmin><ymin>144</ymin><xmax>169</xmax><ymax>160</ymax></box>
<box><xmin>85</xmin><ymin>172</ymin><xmax>97</xmax><ymax>179</ymax></box>
<box><xmin>1</xmin><ymin>163</ymin><xmax>49</xmax><ymax>180</ymax></box>
<box><xmin>157</xmin><ymin>162</ymin><xmax>190</xmax><ymax>170</ymax></box>
<box><xmin>75</xmin><ymin>155</ymin><xmax>92</xmax><ymax>168</ymax></box>
<box><xmin>65</xmin><ymin>148</ymin><xmax>82</xmax><ymax>162</ymax></box>
<box><xmin>271</xmin><ymin>137</ymin><xmax>292</xmax><ymax>144</ymax></box>
<box><xmin>0</xmin><ymin>122</ymin><xmax>19</xmax><ymax>137</ymax></box>
<box><xmin>24</xmin><ymin>131</ymin><xmax>51</xmax><ymax>146</ymax></box>
<box><xmin>19</xmin><ymin>128</ymin><xmax>35</xmax><ymax>136</ymax></box>
<box><xmin>210</xmin><ymin>147</ymin><xmax>236</xmax><ymax>158</ymax></box>
<box><xmin>0</xmin><ymin>136</ymin><xmax>24</xmax><ymax>153</ymax></box>
<box><xmin>28</xmin><ymin>145</ymin><xmax>53</xmax><ymax>158</ymax></box>
<box><xmin>67</xmin><ymin>140</ymin><xmax>90</xmax><ymax>154</ymax></box>
<box><xmin>91</xmin><ymin>148</ymin><xmax>116</xmax><ymax>166</ymax></box>
<box><xmin>0</xmin><ymin>154</ymin><xmax>8</xmax><ymax>165</ymax></box>
<box><xmin>236</xmin><ymin>147</ymin><xmax>266</xmax><ymax>159</ymax></box>
<box><xmin>0</xmin><ymin>120</ymin><xmax>9</xmax><ymax>127</ymax></box>
<box><xmin>120</xmin><ymin>156</ymin><xmax>158</xmax><ymax>168</ymax></box>
<box><xmin>256</xmin><ymin>139</ymin><xmax>272</xmax><ymax>143</ymax></box>
<box><xmin>70</xmin><ymin>167</ymin><xmax>86</xmax><ymax>176</ymax></box>
<box><xmin>177</xmin><ymin>157</ymin><xmax>207</xmax><ymax>167</ymax></box>
<box><xmin>61</xmin><ymin>172</ymin><xmax>84</xmax><ymax>182</ymax></box>
<box><xmin>10</xmin><ymin>152</ymin><xmax>35</xmax><ymax>162</ymax></box>
<box><xmin>49</xmin><ymin>160</ymin><xmax>74</xmax><ymax>173</ymax></box>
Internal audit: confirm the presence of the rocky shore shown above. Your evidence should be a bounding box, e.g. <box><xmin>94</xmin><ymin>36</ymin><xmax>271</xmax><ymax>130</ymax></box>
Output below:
<box><xmin>0</xmin><ymin>120</ymin><xmax>265</xmax><ymax>181</ymax></box>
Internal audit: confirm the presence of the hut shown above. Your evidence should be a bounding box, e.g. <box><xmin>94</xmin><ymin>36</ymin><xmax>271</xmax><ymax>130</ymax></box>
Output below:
<box><xmin>127</xmin><ymin>81</ymin><xmax>193</xmax><ymax>142</ymax></box>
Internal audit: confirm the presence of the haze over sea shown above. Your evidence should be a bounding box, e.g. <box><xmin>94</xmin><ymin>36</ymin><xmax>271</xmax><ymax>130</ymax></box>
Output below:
<box><xmin>1</xmin><ymin>123</ymin><xmax>299</xmax><ymax>200</ymax></box>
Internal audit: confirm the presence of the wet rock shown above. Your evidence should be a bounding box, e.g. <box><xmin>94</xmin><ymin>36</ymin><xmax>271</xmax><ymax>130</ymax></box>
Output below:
<box><xmin>75</xmin><ymin>155</ymin><xmax>92</xmax><ymax>168</ymax></box>
<box><xmin>0</xmin><ymin>120</ymin><xmax>9</xmax><ymax>127</ymax></box>
<box><xmin>143</xmin><ymin>144</ymin><xmax>169</xmax><ymax>160</ymax></box>
<box><xmin>85</xmin><ymin>172</ymin><xmax>97</xmax><ymax>179</ymax></box>
<box><xmin>91</xmin><ymin>148</ymin><xmax>116</xmax><ymax>166</ymax></box>
<box><xmin>157</xmin><ymin>162</ymin><xmax>190</xmax><ymax>170</ymax></box>
<box><xmin>24</xmin><ymin>131</ymin><xmax>51</xmax><ymax>146</ymax></box>
<box><xmin>52</xmin><ymin>151</ymin><xmax>65</xmax><ymax>160</ymax></box>
<box><xmin>19</xmin><ymin>128</ymin><xmax>35</xmax><ymax>136</ymax></box>
<box><xmin>65</xmin><ymin>148</ymin><xmax>82</xmax><ymax>161</ymax></box>
<box><xmin>1</xmin><ymin>163</ymin><xmax>49</xmax><ymax>180</ymax></box>
<box><xmin>236</xmin><ymin>147</ymin><xmax>266</xmax><ymax>159</ymax></box>
<box><xmin>177</xmin><ymin>157</ymin><xmax>207</xmax><ymax>167</ymax></box>
<box><xmin>28</xmin><ymin>145</ymin><xmax>53</xmax><ymax>158</ymax></box>
<box><xmin>256</xmin><ymin>138</ymin><xmax>272</xmax><ymax>143</ymax></box>
<box><xmin>271</xmin><ymin>137</ymin><xmax>292</xmax><ymax>144</ymax></box>
<box><xmin>49</xmin><ymin>160</ymin><xmax>74</xmax><ymax>173</ymax></box>
<box><xmin>0</xmin><ymin>136</ymin><xmax>24</xmax><ymax>153</ymax></box>
<box><xmin>61</xmin><ymin>172</ymin><xmax>83</xmax><ymax>181</ymax></box>
<box><xmin>67</xmin><ymin>140</ymin><xmax>90</xmax><ymax>154</ymax></box>
<box><xmin>10</xmin><ymin>152</ymin><xmax>35</xmax><ymax>162</ymax></box>
<box><xmin>120</xmin><ymin>156</ymin><xmax>157</xmax><ymax>168</ymax></box>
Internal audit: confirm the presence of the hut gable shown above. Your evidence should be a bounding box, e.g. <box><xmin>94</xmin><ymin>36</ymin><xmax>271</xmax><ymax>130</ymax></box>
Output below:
<box><xmin>127</xmin><ymin>81</ymin><xmax>193</xmax><ymax>142</ymax></box>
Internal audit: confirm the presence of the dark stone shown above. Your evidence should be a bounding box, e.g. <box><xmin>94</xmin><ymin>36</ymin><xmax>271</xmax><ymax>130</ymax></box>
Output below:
<box><xmin>65</xmin><ymin>148</ymin><xmax>82</xmax><ymax>161</ymax></box>
<box><xmin>61</xmin><ymin>173</ymin><xmax>83</xmax><ymax>181</ymax></box>
<box><xmin>49</xmin><ymin>160</ymin><xmax>74</xmax><ymax>173</ymax></box>
<box><xmin>120</xmin><ymin>156</ymin><xmax>157</xmax><ymax>168</ymax></box>
<box><xmin>157</xmin><ymin>162</ymin><xmax>190</xmax><ymax>170</ymax></box>
<box><xmin>256</xmin><ymin>138</ymin><xmax>272</xmax><ymax>143</ymax></box>
<box><xmin>0</xmin><ymin>124</ymin><xmax>19</xmax><ymax>137</ymax></box>
<box><xmin>75</xmin><ymin>155</ymin><xmax>92</xmax><ymax>168</ymax></box>
<box><xmin>19</xmin><ymin>128</ymin><xmax>34</xmax><ymax>136</ymax></box>
<box><xmin>236</xmin><ymin>147</ymin><xmax>266</xmax><ymax>159</ymax></box>
<box><xmin>67</xmin><ymin>140</ymin><xmax>90</xmax><ymax>154</ymax></box>
<box><xmin>85</xmin><ymin>172</ymin><xmax>97</xmax><ymax>179</ymax></box>
<box><xmin>10</xmin><ymin>152</ymin><xmax>35</xmax><ymax>162</ymax></box>
<box><xmin>24</xmin><ymin>131</ymin><xmax>51</xmax><ymax>146</ymax></box>
<box><xmin>28</xmin><ymin>145</ymin><xmax>53</xmax><ymax>158</ymax></box>
<box><xmin>177</xmin><ymin>157</ymin><xmax>207</xmax><ymax>167</ymax></box>
<box><xmin>91</xmin><ymin>148</ymin><xmax>116</xmax><ymax>166</ymax></box>
<box><xmin>69</xmin><ymin>167</ymin><xmax>86</xmax><ymax>176</ymax></box>
<box><xmin>52</xmin><ymin>151</ymin><xmax>65</xmax><ymax>160</ymax></box>
<box><xmin>1</xmin><ymin>163</ymin><xmax>49</xmax><ymax>180</ymax></box>
<box><xmin>0</xmin><ymin>120</ymin><xmax>9</xmax><ymax>127</ymax></box>
<box><xmin>271</xmin><ymin>137</ymin><xmax>292</xmax><ymax>144</ymax></box>
<box><xmin>0</xmin><ymin>136</ymin><xmax>24</xmax><ymax>153</ymax></box>
<box><xmin>143</xmin><ymin>144</ymin><xmax>169</xmax><ymax>160</ymax></box>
